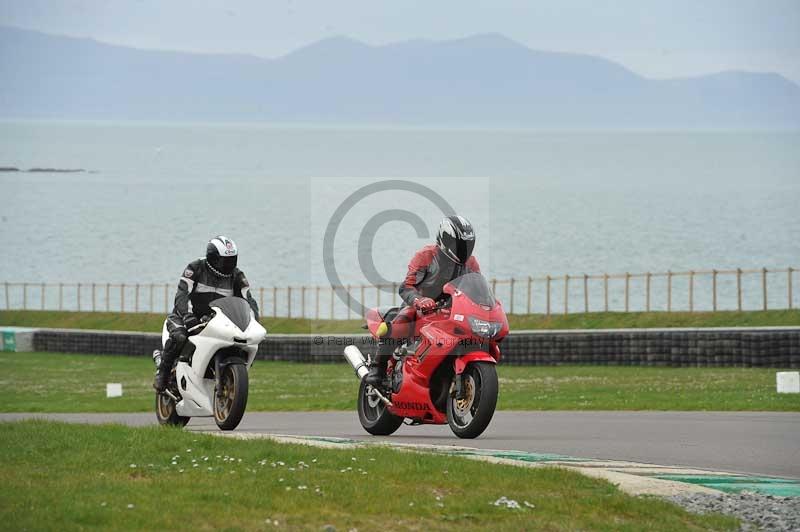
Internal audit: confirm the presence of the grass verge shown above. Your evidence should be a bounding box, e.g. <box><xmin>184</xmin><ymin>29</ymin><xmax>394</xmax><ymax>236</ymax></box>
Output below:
<box><xmin>0</xmin><ymin>420</ymin><xmax>737</xmax><ymax>531</ymax></box>
<box><xmin>2</xmin><ymin>352</ymin><xmax>797</xmax><ymax>413</ymax></box>
<box><xmin>2</xmin><ymin>309</ymin><xmax>799</xmax><ymax>334</ymax></box>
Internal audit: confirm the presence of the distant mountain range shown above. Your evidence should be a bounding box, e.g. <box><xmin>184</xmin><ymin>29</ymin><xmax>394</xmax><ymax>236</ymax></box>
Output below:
<box><xmin>1</xmin><ymin>25</ymin><xmax>798</xmax><ymax>127</ymax></box>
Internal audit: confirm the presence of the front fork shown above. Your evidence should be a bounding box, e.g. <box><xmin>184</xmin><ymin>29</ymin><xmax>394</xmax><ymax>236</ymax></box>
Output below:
<box><xmin>214</xmin><ymin>356</ymin><xmax>224</xmax><ymax>400</ymax></box>
<box><xmin>453</xmin><ymin>373</ymin><xmax>466</xmax><ymax>401</ymax></box>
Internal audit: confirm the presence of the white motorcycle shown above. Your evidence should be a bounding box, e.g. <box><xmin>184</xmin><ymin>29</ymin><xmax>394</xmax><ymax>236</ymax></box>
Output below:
<box><xmin>152</xmin><ymin>296</ymin><xmax>267</xmax><ymax>431</ymax></box>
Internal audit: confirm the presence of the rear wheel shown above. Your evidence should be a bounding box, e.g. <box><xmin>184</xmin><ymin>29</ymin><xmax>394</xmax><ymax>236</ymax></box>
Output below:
<box><xmin>447</xmin><ymin>362</ymin><xmax>498</xmax><ymax>439</ymax></box>
<box><xmin>214</xmin><ymin>364</ymin><xmax>249</xmax><ymax>431</ymax></box>
<box><xmin>155</xmin><ymin>392</ymin><xmax>189</xmax><ymax>427</ymax></box>
<box><xmin>357</xmin><ymin>380</ymin><xmax>403</xmax><ymax>436</ymax></box>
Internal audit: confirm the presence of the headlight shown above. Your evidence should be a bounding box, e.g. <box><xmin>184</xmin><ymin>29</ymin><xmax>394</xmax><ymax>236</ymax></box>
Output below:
<box><xmin>468</xmin><ymin>316</ymin><xmax>502</xmax><ymax>339</ymax></box>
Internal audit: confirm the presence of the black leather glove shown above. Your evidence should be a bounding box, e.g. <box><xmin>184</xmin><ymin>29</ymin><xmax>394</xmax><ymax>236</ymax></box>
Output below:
<box><xmin>183</xmin><ymin>314</ymin><xmax>200</xmax><ymax>330</ymax></box>
<box><xmin>172</xmin><ymin>327</ymin><xmax>188</xmax><ymax>345</ymax></box>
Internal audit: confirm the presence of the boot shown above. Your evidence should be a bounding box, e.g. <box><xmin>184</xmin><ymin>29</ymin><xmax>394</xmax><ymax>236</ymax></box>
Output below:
<box><xmin>364</xmin><ymin>341</ymin><xmax>392</xmax><ymax>387</ymax></box>
<box><xmin>153</xmin><ymin>341</ymin><xmax>178</xmax><ymax>392</ymax></box>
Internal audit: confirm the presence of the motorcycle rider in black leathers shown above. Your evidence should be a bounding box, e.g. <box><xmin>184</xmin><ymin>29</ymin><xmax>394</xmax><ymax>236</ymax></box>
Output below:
<box><xmin>153</xmin><ymin>236</ymin><xmax>259</xmax><ymax>392</ymax></box>
<box><xmin>364</xmin><ymin>215</ymin><xmax>480</xmax><ymax>386</ymax></box>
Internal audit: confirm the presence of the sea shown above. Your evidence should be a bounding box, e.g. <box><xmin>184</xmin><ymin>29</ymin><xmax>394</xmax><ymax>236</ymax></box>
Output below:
<box><xmin>1</xmin><ymin>121</ymin><xmax>798</xmax><ymax>315</ymax></box>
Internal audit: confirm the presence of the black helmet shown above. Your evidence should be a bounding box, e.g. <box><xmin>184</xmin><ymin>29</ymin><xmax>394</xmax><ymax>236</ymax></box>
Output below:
<box><xmin>436</xmin><ymin>215</ymin><xmax>475</xmax><ymax>264</ymax></box>
<box><xmin>206</xmin><ymin>235</ymin><xmax>238</xmax><ymax>276</ymax></box>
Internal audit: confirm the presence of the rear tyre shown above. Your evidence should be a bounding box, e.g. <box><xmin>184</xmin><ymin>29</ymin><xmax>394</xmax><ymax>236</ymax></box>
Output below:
<box><xmin>155</xmin><ymin>392</ymin><xmax>190</xmax><ymax>427</ymax></box>
<box><xmin>357</xmin><ymin>380</ymin><xmax>403</xmax><ymax>436</ymax></box>
<box><xmin>214</xmin><ymin>364</ymin><xmax>249</xmax><ymax>431</ymax></box>
<box><xmin>447</xmin><ymin>362</ymin><xmax>498</xmax><ymax>439</ymax></box>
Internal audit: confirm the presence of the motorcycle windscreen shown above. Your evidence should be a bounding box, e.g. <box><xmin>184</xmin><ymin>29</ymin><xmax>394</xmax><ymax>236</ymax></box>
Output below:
<box><xmin>447</xmin><ymin>272</ymin><xmax>496</xmax><ymax>307</ymax></box>
<box><xmin>210</xmin><ymin>296</ymin><xmax>252</xmax><ymax>331</ymax></box>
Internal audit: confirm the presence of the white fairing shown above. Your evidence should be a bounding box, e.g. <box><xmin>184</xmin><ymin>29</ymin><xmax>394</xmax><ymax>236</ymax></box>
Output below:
<box><xmin>164</xmin><ymin>304</ymin><xmax>266</xmax><ymax>418</ymax></box>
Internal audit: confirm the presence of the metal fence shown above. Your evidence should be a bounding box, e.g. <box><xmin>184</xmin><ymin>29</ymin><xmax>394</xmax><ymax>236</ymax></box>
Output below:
<box><xmin>2</xmin><ymin>266</ymin><xmax>797</xmax><ymax>320</ymax></box>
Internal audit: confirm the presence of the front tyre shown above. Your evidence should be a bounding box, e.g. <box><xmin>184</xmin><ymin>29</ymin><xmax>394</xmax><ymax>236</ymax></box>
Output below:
<box><xmin>447</xmin><ymin>362</ymin><xmax>498</xmax><ymax>439</ymax></box>
<box><xmin>357</xmin><ymin>380</ymin><xmax>403</xmax><ymax>436</ymax></box>
<box><xmin>155</xmin><ymin>393</ymin><xmax>190</xmax><ymax>427</ymax></box>
<box><xmin>214</xmin><ymin>364</ymin><xmax>249</xmax><ymax>431</ymax></box>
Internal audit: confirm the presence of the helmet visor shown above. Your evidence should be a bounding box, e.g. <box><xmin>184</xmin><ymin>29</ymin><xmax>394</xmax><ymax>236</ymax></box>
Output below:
<box><xmin>216</xmin><ymin>255</ymin><xmax>238</xmax><ymax>275</ymax></box>
<box><xmin>455</xmin><ymin>238</ymin><xmax>475</xmax><ymax>263</ymax></box>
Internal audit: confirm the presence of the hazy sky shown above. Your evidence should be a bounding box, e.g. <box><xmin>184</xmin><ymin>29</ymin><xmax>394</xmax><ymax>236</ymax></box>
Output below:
<box><xmin>2</xmin><ymin>0</ymin><xmax>799</xmax><ymax>83</ymax></box>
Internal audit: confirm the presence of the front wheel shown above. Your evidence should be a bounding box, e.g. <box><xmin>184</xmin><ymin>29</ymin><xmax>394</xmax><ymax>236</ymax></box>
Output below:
<box><xmin>447</xmin><ymin>362</ymin><xmax>498</xmax><ymax>439</ymax></box>
<box><xmin>357</xmin><ymin>380</ymin><xmax>403</xmax><ymax>436</ymax></box>
<box><xmin>214</xmin><ymin>364</ymin><xmax>249</xmax><ymax>431</ymax></box>
<box><xmin>155</xmin><ymin>392</ymin><xmax>190</xmax><ymax>427</ymax></box>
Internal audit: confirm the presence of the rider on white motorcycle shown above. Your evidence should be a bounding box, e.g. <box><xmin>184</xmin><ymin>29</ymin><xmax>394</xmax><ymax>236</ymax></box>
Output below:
<box><xmin>153</xmin><ymin>236</ymin><xmax>259</xmax><ymax>392</ymax></box>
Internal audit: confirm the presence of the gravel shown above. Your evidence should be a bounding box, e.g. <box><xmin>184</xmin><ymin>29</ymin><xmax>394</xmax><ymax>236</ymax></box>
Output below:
<box><xmin>664</xmin><ymin>492</ymin><xmax>800</xmax><ymax>531</ymax></box>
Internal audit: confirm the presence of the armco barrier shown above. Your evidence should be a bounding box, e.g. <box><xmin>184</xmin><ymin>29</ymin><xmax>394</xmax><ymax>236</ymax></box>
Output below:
<box><xmin>21</xmin><ymin>327</ymin><xmax>800</xmax><ymax>367</ymax></box>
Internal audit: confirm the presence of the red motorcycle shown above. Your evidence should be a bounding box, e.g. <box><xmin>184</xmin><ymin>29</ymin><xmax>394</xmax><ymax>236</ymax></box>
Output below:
<box><xmin>344</xmin><ymin>272</ymin><xmax>509</xmax><ymax>439</ymax></box>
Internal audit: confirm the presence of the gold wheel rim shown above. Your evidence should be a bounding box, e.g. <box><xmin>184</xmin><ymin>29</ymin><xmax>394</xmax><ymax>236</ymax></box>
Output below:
<box><xmin>215</xmin><ymin>368</ymin><xmax>236</xmax><ymax>421</ymax></box>
<box><xmin>455</xmin><ymin>378</ymin><xmax>475</xmax><ymax>413</ymax></box>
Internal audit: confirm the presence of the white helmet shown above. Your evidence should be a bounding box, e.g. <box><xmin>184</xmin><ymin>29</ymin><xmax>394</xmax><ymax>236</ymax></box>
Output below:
<box><xmin>206</xmin><ymin>235</ymin><xmax>238</xmax><ymax>276</ymax></box>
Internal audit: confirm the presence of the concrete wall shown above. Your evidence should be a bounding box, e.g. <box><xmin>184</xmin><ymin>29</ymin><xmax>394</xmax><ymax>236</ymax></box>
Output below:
<box><xmin>20</xmin><ymin>327</ymin><xmax>800</xmax><ymax>367</ymax></box>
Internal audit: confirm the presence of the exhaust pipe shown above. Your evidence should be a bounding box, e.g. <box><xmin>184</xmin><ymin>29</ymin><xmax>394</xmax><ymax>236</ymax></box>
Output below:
<box><xmin>344</xmin><ymin>345</ymin><xmax>369</xmax><ymax>380</ymax></box>
<box><xmin>344</xmin><ymin>346</ymin><xmax>393</xmax><ymax>407</ymax></box>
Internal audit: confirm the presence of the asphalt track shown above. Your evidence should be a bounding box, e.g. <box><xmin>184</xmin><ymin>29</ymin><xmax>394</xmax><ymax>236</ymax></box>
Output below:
<box><xmin>3</xmin><ymin>411</ymin><xmax>798</xmax><ymax>479</ymax></box>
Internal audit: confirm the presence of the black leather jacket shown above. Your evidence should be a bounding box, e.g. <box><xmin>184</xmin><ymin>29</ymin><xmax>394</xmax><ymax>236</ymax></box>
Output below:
<box><xmin>167</xmin><ymin>258</ymin><xmax>259</xmax><ymax>329</ymax></box>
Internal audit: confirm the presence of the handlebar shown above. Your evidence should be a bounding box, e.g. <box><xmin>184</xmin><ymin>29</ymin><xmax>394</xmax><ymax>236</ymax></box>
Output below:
<box><xmin>187</xmin><ymin>313</ymin><xmax>213</xmax><ymax>334</ymax></box>
<box><xmin>187</xmin><ymin>322</ymin><xmax>207</xmax><ymax>334</ymax></box>
<box><xmin>417</xmin><ymin>298</ymin><xmax>451</xmax><ymax>316</ymax></box>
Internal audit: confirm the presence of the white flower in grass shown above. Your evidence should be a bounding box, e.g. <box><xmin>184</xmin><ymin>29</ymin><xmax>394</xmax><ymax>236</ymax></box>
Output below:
<box><xmin>100</xmin><ymin>502</ymin><xmax>107</xmax><ymax>507</ymax></box>
<box><xmin>492</xmin><ymin>496</ymin><xmax>521</xmax><ymax>509</ymax></box>
<box><xmin>127</xmin><ymin>504</ymin><xmax>135</xmax><ymax>509</ymax></box>
<box><xmin>186</xmin><ymin>449</ymin><xmax>192</xmax><ymax>453</ymax></box>
<box><xmin>129</xmin><ymin>464</ymin><xmax>137</xmax><ymax>468</ymax></box>
<box><xmin>524</xmin><ymin>501</ymin><xmax>535</xmax><ymax>509</ymax></box>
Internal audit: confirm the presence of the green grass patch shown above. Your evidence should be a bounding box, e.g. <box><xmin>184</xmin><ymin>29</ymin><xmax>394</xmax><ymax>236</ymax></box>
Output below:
<box><xmin>2</xmin><ymin>309</ymin><xmax>799</xmax><ymax>334</ymax></box>
<box><xmin>0</xmin><ymin>420</ymin><xmax>737</xmax><ymax>531</ymax></box>
<box><xmin>2</xmin><ymin>352</ymin><xmax>797</xmax><ymax>413</ymax></box>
